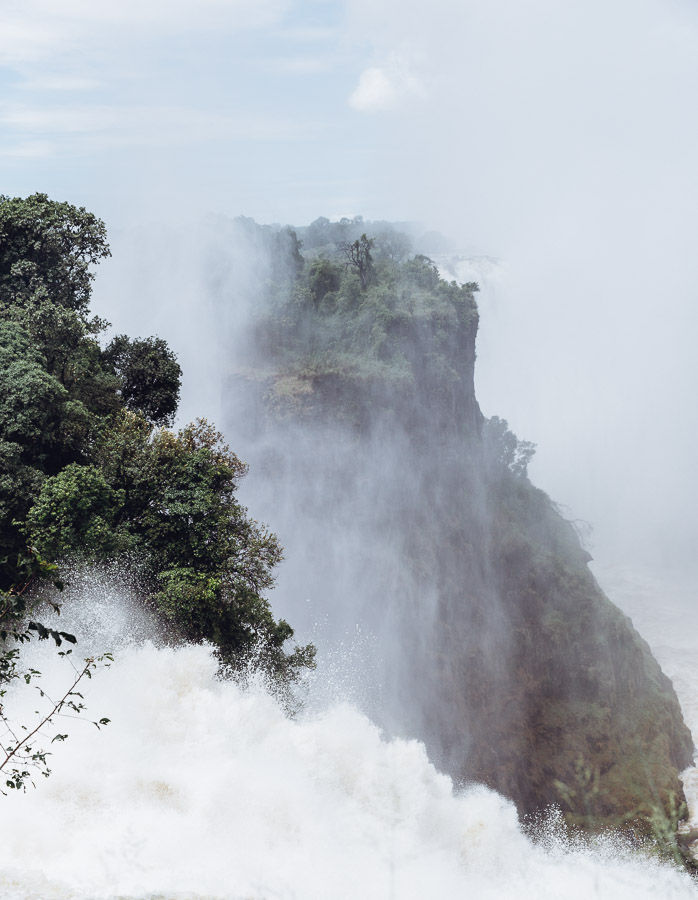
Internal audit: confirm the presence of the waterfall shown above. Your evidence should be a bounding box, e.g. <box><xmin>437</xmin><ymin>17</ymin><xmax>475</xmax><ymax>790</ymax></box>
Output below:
<box><xmin>0</xmin><ymin>582</ymin><xmax>695</xmax><ymax>900</ymax></box>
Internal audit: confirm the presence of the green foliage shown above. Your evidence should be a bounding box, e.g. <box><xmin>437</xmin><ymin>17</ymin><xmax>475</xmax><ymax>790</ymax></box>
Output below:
<box><xmin>340</xmin><ymin>233</ymin><xmax>375</xmax><ymax>290</ymax></box>
<box><xmin>0</xmin><ymin>192</ymin><xmax>110</xmax><ymax>317</ymax></box>
<box><xmin>103</xmin><ymin>334</ymin><xmax>182</xmax><ymax>426</ymax></box>
<box><xmin>0</xmin><ymin>193</ymin><xmax>313</xmax><ymax>720</ymax></box>
<box><xmin>301</xmin><ymin>215</ymin><xmax>366</xmax><ymax>253</ymax></box>
<box><xmin>258</xmin><ymin>237</ymin><xmax>479</xmax><ymax>392</ymax></box>
<box><xmin>308</xmin><ymin>258</ymin><xmax>342</xmax><ymax>307</ymax></box>
<box><xmin>402</xmin><ymin>254</ymin><xmax>441</xmax><ymax>290</ymax></box>
<box><xmin>142</xmin><ymin>421</ymin><xmax>281</xmax><ymax>587</ymax></box>
<box><xmin>483</xmin><ymin>416</ymin><xmax>536</xmax><ymax>478</ymax></box>
<box><xmin>0</xmin><ymin>321</ymin><xmax>67</xmax><ymax>457</ymax></box>
<box><xmin>373</xmin><ymin>229</ymin><xmax>412</xmax><ymax>264</ymax></box>
<box><xmin>26</xmin><ymin>464</ymin><xmax>129</xmax><ymax>560</ymax></box>
<box><xmin>94</xmin><ymin>417</ymin><xmax>309</xmax><ymax>677</ymax></box>
<box><xmin>0</xmin><ymin>323</ymin><xmax>68</xmax><ymax>578</ymax></box>
<box><xmin>230</xmin><ymin>216</ymin><xmax>304</xmax><ymax>284</ymax></box>
<box><xmin>22</xmin><ymin>412</ymin><xmax>312</xmax><ymax>679</ymax></box>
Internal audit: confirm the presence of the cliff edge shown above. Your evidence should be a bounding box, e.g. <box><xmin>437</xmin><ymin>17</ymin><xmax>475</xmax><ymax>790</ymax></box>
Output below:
<box><xmin>223</xmin><ymin>219</ymin><xmax>694</xmax><ymax>838</ymax></box>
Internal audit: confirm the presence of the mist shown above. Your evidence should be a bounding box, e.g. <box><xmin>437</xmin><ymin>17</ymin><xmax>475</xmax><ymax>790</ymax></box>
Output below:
<box><xmin>92</xmin><ymin>215</ymin><xmax>274</xmax><ymax>426</ymax></box>
<box><xmin>5</xmin><ymin>2</ymin><xmax>698</xmax><ymax>894</ymax></box>
<box><xmin>83</xmin><ymin>0</ymin><xmax>698</xmax><ymax>576</ymax></box>
<box><xmin>343</xmin><ymin>0</ymin><xmax>698</xmax><ymax>572</ymax></box>
<box><xmin>74</xmin><ymin>0</ymin><xmax>698</xmax><ymax>843</ymax></box>
<box><xmin>84</xmin><ymin>0</ymin><xmax>698</xmax><ymax>790</ymax></box>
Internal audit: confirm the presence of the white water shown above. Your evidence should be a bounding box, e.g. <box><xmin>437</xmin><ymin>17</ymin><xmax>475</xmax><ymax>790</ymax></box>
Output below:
<box><xmin>1</xmin><ymin>585</ymin><xmax>697</xmax><ymax>899</ymax></box>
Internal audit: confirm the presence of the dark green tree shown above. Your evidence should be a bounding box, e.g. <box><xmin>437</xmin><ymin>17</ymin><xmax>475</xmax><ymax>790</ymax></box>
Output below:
<box><xmin>0</xmin><ymin>194</ymin><xmax>312</xmax><ymax>693</ymax></box>
<box><xmin>483</xmin><ymin>416</ymin><xmax>536</xmax><ymax>478</ymax></box>
<box><xmin>26</xmin><ymin>464</ymin><xmax>129</xmax><ymax>561</ymax></box>
<box><xmin>0</xmin><ymin>193</ymin><xmax>110</xmax><ymax>318</ymax></box>
<box><xmin>103</xmin><ymin>335</ymin><xmax>182</xmax><ymax>427</ymax></box>
<box><xmin>308</xmin><ymin>259</ymin><xmax>342</xmax><ymax>306</ymax></box>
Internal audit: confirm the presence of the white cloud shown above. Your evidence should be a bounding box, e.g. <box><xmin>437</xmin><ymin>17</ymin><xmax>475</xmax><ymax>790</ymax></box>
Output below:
<box><xmin>0</xmin><ymin>0</ymin><xmax>295</xmax><ymax>156</ymax></box>
<box><xmin>348</xmin><ymin>51</ymin><xmax>426</xmax><ymax>112</ymax></box>
<box><xmin>349</xmin><ymin>67</ymin><xmax>396</xmax><ymax>111</ymax></box>
<box><xmin>255</xmin><ymin>56</ymin><xmax>332</xmax><ymax>75</ymax></box>
<box><xmin>0</xmin><ymin>102</ymin><xmax>298</xmax><ymax>157</ymax></box>
<box><xmin>276</xmin><ymin>25</ymin><xmax>339</xmax><ymax>42</ymax></box>
<box><xmin>17</xmin><ymin>75</ymin><xmax>104</xmax><ymax>92</ymax></box>
<box><xmin>0</xmin><ymin>139</ymin><xmax>55</xmax><ymax>159</ymax></box>
<box><xmin>0</xmin><ymin>0</ymin><xmax>289</xmax><ymax>69</ymax></box>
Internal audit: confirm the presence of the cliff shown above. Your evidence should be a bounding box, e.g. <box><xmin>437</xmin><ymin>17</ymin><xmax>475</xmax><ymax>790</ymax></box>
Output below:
<box><xmin>223</xmin><ymin>223</ymin><xmax>694</xmax><ymax>838</ymax></box>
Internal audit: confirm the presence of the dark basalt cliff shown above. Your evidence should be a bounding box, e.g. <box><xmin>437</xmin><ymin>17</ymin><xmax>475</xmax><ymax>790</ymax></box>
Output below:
<box><xmin>225</xmin><ymin>231</ymin><xmax>694</xmax><ymax>835</ymax></box>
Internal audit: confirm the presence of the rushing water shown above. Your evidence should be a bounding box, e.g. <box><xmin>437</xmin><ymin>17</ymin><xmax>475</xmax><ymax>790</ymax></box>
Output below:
<box><xmin>0</xmin><ymin>579</ymin><xmax>697</xmax><ymax>899</ymax></box>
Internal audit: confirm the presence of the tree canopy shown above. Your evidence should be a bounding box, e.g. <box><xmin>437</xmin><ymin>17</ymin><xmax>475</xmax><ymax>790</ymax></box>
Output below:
<box><xmin>254</xmin><ymin>223</ymin><xmax>480</xmax><ymax>393</ymax></box>
<box><xmin>103</xmin><ymin>335</ymin><xmax>182</xmax><ymax>426</ymax></box>
<box><xmin>0</xmin><ymin>193</ymin><xmax>110</xmax><ymax>318</ymax></box>
<box><xmin>0</xmin><ymin>194</ymin><xmax>311</xmax><ymax>695</ymax></box>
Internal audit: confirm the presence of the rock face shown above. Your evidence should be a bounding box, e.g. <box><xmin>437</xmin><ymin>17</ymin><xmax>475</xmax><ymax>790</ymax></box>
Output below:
<box><xmin>225</xmin><ymin>248</ymin><xmax>694</xmax><ymax>834</ymax></box>
<box><xmin>438</xmin><ymin>475</ymin><xmax>695</xmax><ymax>829</ymax></box>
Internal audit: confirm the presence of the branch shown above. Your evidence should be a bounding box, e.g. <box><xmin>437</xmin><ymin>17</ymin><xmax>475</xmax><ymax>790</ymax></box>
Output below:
<box><xmin>0</xmin><ymin>657</ymin><xmax>94</xmax><ymax>775</ymax></box>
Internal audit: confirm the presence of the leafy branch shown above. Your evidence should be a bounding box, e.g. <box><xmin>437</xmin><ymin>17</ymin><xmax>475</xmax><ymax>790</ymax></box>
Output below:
<box><xmin>0</xmin><ymin>550</ymin><xmax>112</xmax><ymax>793</ymax></box>
<box><xmin>0</xmin><ymin>650</ymin><xmax>112</xmax><ymax>793</ymax></box>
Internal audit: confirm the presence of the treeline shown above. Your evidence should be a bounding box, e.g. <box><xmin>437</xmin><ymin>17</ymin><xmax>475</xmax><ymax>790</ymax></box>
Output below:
<box><xmin>234</xmin><ymin>213</ymin><xmax>533</xmax><ymax>475</ymax></box>
<box><xmin>254</xmin><ymin>221</ymin><xmax>481</xmax><ymax>387</ymax></box>
<box><xmin>0</xmin><ymin>193</ymin><xmax>313</xmax><ymax>682</ymax></box>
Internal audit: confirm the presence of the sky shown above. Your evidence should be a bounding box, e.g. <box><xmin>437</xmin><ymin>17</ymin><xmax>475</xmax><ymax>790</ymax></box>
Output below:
<box><xmin>0</xmin><ymin>0</ymin><xmax>381</xmax><ymax>225</ymax></box>
<box><xmin>3</xmin><ymin>0</ymin><xmax>698</xmax><ymax>569</ymax></box>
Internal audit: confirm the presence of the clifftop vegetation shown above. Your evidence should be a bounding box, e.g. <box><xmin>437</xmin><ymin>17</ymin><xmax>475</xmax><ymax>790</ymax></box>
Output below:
<box><xmin>253</xmin><ymin>218</ymin><xmax>479</xmax><ymax>390</ymax></box>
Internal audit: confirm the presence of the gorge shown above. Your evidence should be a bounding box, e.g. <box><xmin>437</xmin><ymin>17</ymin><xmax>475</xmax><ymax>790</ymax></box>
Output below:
<box><xmin>0</xmin><ymin>203</ymin><xmax>696</xmax><ymax>898</ymax></box>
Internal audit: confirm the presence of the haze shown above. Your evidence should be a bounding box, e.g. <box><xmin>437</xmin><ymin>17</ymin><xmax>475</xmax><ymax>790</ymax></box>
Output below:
<box><xmin>3</xmin><ymin>0</ymin><xmax>698</xmax><ymax>570</ymax></box>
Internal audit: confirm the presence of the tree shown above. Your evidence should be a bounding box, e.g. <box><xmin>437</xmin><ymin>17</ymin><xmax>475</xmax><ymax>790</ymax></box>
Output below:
<box><xmin>0</xmin><ymin>321</ymin><xmax>70</xmax><ymax>583</ymax></box>
<box><xmin>0</xmin><ymin>193</ymin><xmax>314</xmax><ymax>714</ymax></box>
<box><xmin>0</xmin><ymin>194</ymin><xmax>119</xmax><ymax>469</ymax></box>
<box><xmin>402</xmin><ymin>254</ymin><xmax>441</xmax><ymax>290</ymax></box>
<box><xmin>130</xmin><ymin>420</ymin><xmax>307</xmax><ymax>677</ymax></box>
<box><xmin>26</xmin><ymin>464</ymin><xmax>129</xmax><ymax>561</ymax></box>
<box><xmin>374</xmin><ymin>229</ymin><xmax>412</xmax><ymax>264</ymax></box>
<box><xmin>308</xmin><ymin>258</ymin><xmax>342</xmax><ymax>306</ymax></box>
<box><xmin>103</xmin><ymin>335</ymin><xmax>182</xmax><ymax>427</ymax></box>
<box><xmin>272</xmin><ymin>228</ymin><xmax>304</xmax><ymax>282</ymax></box>
<box><xmin>23</xmin><ymin>413</ymin><xmax>314</xmax><ymax>680</ymax></box>
<box><xmin>340</xmin><ymin>233</ymin><xmax>375</xmax><ymax>290</ymax></box>
<box><xmin>0</xmin><ymin>193</ymin><xmax>110</xmax><ymax>318</ymax></box>
<box><xmin>0</xmin><ymin>321</ymin><xmax>67</xmax><ymax>465</ymax></box>
<box><xmin>483</xmin><ymin>416</ymin><xmax>536</xmax><ymax>478</ymax></box>
<box><xmin>303</xmin><ymin>216</ymin><xmax>332</xmax><ymax>250</ymax></box>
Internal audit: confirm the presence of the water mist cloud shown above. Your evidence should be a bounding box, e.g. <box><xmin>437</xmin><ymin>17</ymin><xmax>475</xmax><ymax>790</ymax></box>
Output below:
<box><xmin>92</xmin><ymin>215</ymin><xmax>271</xmax><ymax>427</ymax></box>
<box><xmin>347</xmin><ymin>0</ymin><xmax>698</xmax><ymax>568</ymax></box>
